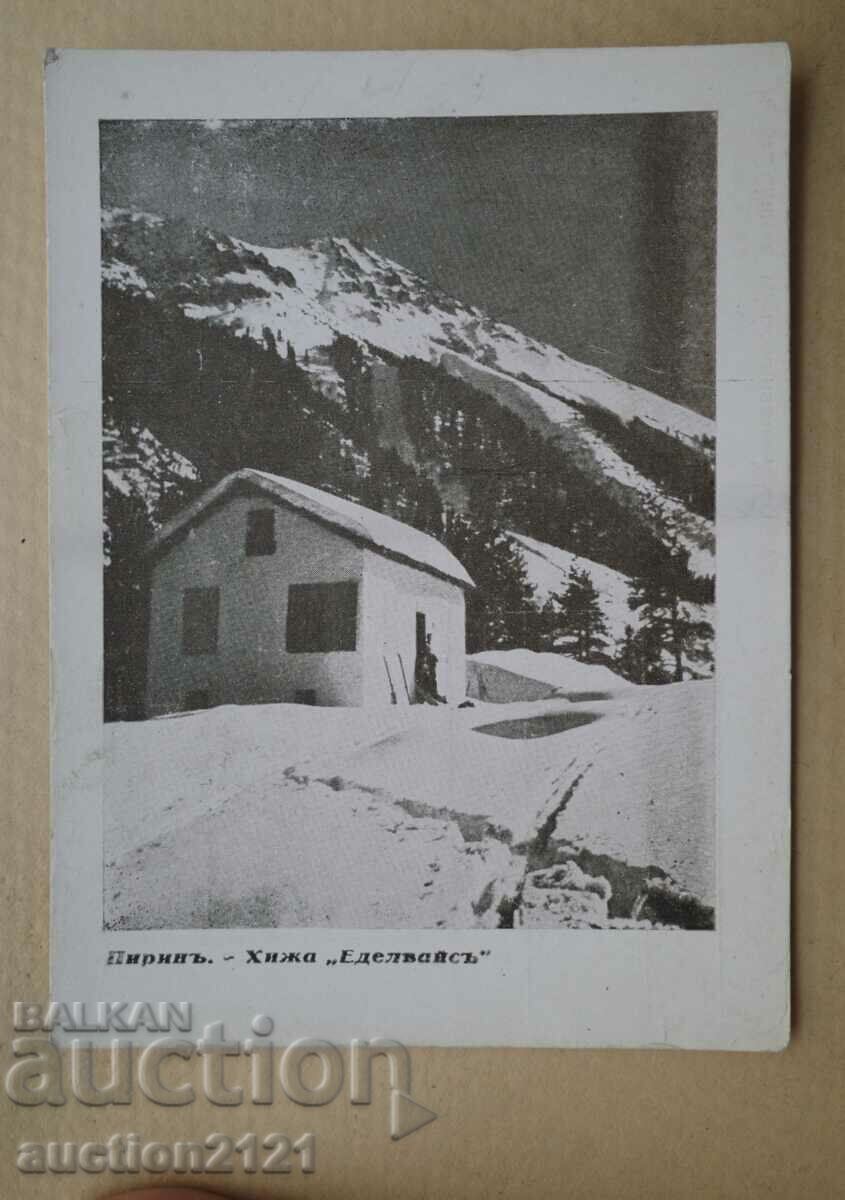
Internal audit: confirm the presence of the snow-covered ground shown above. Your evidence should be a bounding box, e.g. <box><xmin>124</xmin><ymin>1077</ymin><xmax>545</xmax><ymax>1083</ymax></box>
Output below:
<box><xmin>104</xmin><ymin>678</ymin><xmax>715</xmax><ymax>931</ymax></box>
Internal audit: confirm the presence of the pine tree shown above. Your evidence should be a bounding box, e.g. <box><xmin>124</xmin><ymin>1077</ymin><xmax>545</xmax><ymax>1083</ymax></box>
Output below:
<box><xmin>532</xmin><ymin>596</ymin><xmax>560</xmax><ymax>653</ymax></box>
<box><xmin>103</xmin><ymin>485</ymin><xmax>155</xmax><ymax>721</ymax></box>
<box><xmin>613</xmin><ymin>622</ymin><xmax>668</xmax><ymax>684</ymax></box>
<box><xmin>614</xmin><ymin>624</ymin><xmax>640</xmax><ymax>682</ymax></box>
<box><xmin>627</xmin><ymin>548</ymin><xmax>714</xmax><ymax>682</ymax></box>
<box><xmin>442</xmin><ymin>510</ymin><xmax>537</xmax><ymax>653</ymax></box>
<box><xmin>410</xmin><ymin>474</ymin><xmax>445</xmax><ymax>538</ymax></box>
<box><xmin>621</xmin><ymin>493</ymin><xmax>716</xmax><ymax>682</ymax></box>
<box><xmin>548</xmin><ymin>567</ymin><xmax>610</xmax><ymax>661</ymax></box>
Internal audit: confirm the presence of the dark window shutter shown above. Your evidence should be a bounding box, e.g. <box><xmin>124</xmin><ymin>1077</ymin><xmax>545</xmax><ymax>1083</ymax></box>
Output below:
<box><xmin>286</xmin><ymin>582</ymin><xmax>358</xmax><ymax>652</ymax></box>
<box><xmin>182</xmin><ymin>587</ymin><xmax>220</xmax><ymax>656</ymax></box>
<box><xmin>245</xmin><ymin>508</ymin><xmax>276</xmax><ymax>556</ymax></box>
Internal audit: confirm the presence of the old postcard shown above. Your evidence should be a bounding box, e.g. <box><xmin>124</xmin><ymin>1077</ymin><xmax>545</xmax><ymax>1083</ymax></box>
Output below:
<box><xmin>46</xmin><ymin>46</ymin><xmax>790</xmax><ymax>1048</ymax></box>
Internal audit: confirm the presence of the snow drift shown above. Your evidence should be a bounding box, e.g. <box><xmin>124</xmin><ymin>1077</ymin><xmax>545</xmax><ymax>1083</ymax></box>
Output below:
<box><xmin>104</xmin><ymin>679</ymin><xmax>714</xmax><ymax>931</ymax></box>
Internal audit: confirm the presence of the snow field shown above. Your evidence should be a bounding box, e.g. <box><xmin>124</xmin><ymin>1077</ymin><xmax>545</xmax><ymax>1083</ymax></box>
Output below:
<box><xmin>104</xmin><ymin>678</ymin><xmax>714</xmax><ymax>929</ymax></box>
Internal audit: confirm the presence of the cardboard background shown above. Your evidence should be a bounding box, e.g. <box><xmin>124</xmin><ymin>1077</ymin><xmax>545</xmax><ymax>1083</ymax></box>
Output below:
<box><xmin>0</xmin><ymin>3</ymin><xmax>839</xmax><ymax>1197</ymax></box>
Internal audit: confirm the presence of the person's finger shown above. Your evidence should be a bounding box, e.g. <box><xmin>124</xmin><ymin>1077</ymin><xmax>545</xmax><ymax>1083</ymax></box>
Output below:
<box><xmin>105</xmin><ymin>1189</ymin><xmax>232</xmax><ymax>1200</ymax></box>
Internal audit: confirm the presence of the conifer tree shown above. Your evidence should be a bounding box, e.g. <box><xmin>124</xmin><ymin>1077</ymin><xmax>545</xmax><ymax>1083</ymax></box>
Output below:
<box><xmin>549</xmin><ymin>567</ymin><xmax>610</xmax><ymax>661</ymax></box>
<box><xmin>622</xmin><ymin>494</ymin><xmax>715</xmax><ymax>681</ymax></box>
<box><xmin>103</xmin><ymin>485</ymin><xmax>155</xmax><ymax>721</ymax></box>
<box><xmin>442</xmin><ymin>510</ymin><xmax>536</xmax><ymax>652</ymax></box>
<box><xmin>613</xmin><ymin>622</ymin><xmax>668</xmax><ymax>684</ymax></box>
<box><xmin>627</xmin><ymin>548</ymin><xmax>714</xmax><ymax>682</ymax></box>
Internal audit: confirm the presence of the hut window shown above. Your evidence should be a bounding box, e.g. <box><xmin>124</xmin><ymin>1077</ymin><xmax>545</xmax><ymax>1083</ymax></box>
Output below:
<box><xmin>182</xmin><ymin>587</ymin><xmax>220</xmax><ymax>656</ymax></box>
<box><xmin>286</xmin><ymin>582</ymin><xmax>358</xmax><ymax>652</ymax></box>
<box><xmin>245</xmin><ymin>508</ymin><xmax>276</xmax><ymax>556</ymax></box>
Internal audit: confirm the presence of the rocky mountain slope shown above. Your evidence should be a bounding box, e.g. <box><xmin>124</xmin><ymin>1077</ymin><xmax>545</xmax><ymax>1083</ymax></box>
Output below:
<box><xmin>103</xmin><ymin>207</ymin><xmax>714</xmax><ymax>556</ymax></box>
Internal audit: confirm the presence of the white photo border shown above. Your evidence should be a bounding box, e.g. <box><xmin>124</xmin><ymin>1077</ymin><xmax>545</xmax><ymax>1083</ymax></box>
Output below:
<box><xmin>47</xmin><ymin>46</ymin><xmax>790</xmax><ymax>1049</ymax></box>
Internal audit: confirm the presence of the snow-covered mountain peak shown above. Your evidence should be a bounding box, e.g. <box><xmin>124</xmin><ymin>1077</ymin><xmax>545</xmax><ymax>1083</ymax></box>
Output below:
<box><xmin>102</xmin><ymin>207</ymin><xmax>714</xmax><ymax>452</ymax></box>
<box><xmin>101</xmin><ymin>205</ymin><xmax>716</xmax><ymax>584</ymax></box>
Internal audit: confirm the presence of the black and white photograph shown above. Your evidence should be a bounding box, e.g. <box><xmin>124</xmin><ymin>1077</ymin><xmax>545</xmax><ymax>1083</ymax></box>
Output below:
<box><xmin>100</xmin><ymin>111</ymin><xmax>718</xmax><ymax>933</ymax></box>
<box><xmin>47</xmin><ymin>47</ymin><xmax>789</xmax><ymax>1048</ymax></box>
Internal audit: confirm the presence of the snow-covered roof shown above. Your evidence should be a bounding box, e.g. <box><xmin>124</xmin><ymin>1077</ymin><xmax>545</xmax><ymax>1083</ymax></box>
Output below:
<box><xmin>149</xmin><ymin>469</ymin><xmax>474</xmax><ymax>589</ymax></box>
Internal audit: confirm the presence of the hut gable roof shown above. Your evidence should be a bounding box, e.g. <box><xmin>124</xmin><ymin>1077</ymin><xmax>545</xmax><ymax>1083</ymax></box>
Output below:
<box><xmin>148</xmin><ymin>469</ymin><xmax>475</xmax><ymax>589</ymax></box>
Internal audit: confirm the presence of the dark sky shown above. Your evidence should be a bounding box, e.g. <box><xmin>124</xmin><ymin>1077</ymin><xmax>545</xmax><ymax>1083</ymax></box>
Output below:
<box><xmin>101</xmin><ymin>114</ymin><xmax>717</xmax><ymax>417</ymax></box>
